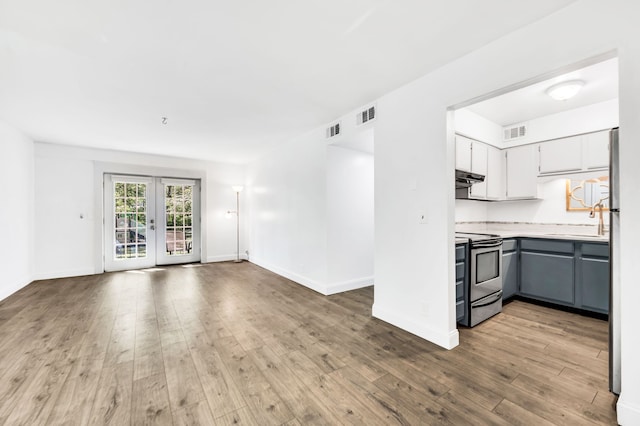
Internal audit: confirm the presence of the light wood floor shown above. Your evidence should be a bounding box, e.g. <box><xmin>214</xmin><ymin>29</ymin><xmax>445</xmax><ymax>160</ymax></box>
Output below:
<box><xmin>0</xmin><ymin>262</ymin><xmax>617</xmax><ymax>425</ymax></box>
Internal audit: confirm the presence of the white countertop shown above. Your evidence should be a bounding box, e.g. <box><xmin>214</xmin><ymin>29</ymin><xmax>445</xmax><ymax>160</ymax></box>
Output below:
<box><xmin>456</xmin><ymin>222</ymin><xmax>609</xmax><ymax>243</ymax></box>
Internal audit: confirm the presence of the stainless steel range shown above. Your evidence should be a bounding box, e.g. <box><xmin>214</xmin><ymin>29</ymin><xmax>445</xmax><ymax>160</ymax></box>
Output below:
<box><xmin>456</xmin><ymin>232</ymin><xmax>503</xmax><ymax>326</ymax></box>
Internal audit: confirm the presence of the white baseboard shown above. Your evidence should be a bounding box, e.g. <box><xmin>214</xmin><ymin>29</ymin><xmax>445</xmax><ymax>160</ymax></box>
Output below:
<box><xmin>32</xmin><ymin>268</ymin><xmax>96</xmax><ymax>281</ymax></box>
<box><xmin>325</xmin><ymin>276</ymin><xmax>374</xmax><ymax>295</ymax></box>
<box><xmin>0</xmin><ymin>274</ymin><xmax>32</xmax><ymax>302</ymax></box>
<box><xmin>206</xmin><ymin>254</ymin><xmax>249</xmax><ymax>263</ymax></box>
<box><xmin>249</xmin><ymin>256</ymin><xmax>326</xmax><ymax>295</ymax></box>
<box><xmin>372</xmin><ymin>303</ymin><xmax>459</xmax><ymax>350</ymax></box>
<box><xmin>617</xmin><ymin>395</ymin><xmax>640</xmax><ymax>425</ymax></box>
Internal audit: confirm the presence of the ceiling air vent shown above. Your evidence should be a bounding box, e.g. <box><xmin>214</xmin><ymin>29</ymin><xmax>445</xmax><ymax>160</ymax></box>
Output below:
<box><xmin>503</xmin><ymin>122</ymin><xmax>528</xmax><ymax>141</ymax></box>
<box><xmin>326</xmin><ymin>122</ymin><xmax>341</xmax><ymax>139</ymax></box>
<box><xmin>356</xmin><ymin>106</ymin><xmax>376</xmax><ymax>125</ymax></box>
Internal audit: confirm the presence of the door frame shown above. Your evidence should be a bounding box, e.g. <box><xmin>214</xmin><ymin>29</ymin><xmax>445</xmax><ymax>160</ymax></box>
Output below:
<box><xmin>94</xmin><ymin>162</ymin><xmax>207</xmax><ymax>273</ymax></box>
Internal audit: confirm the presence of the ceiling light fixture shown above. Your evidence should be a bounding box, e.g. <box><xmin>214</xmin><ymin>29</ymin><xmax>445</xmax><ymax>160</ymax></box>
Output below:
<box><xmin>545</xmin><ymin>80</ymin><xmax>585</xmax><ymax>101</ymax></box>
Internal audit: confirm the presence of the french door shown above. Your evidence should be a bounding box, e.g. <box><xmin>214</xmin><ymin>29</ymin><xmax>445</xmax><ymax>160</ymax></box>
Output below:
<box><xmin>104</xmin><ymin>174</ymin><xmax>201</xmax><ymax>272</ymax></box>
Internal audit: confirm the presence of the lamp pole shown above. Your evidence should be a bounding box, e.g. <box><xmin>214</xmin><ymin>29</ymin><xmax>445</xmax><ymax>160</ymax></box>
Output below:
<box><xmin>231</xmin><ymin>185</ymin><xmax>244</xmax><ymax>263</ymax></box>
<box><xmin>235</xmin><ymin>190</ymin><xmax>240</xmax><ymax>262</ymax></box>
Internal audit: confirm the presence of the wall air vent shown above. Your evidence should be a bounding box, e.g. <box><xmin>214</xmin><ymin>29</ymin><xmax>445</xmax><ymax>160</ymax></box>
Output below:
<box><xmin>356</xmin><ymin>105</ymin><xmax>376</xmax><ymax>125</ymax></box>
<box><xmin>326</xmin><ymin>122</ymin><xmax>341</xmax><ymax>139</ymax></box>
<box><xmin>503</xmin><ymin>122</ymin><xmax>528</xmax><ymax>141</ymax></box>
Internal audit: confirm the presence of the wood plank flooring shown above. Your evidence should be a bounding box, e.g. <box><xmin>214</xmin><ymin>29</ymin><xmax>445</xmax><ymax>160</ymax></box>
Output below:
<box><xmin>0</xmin><ymin>262</ymin><xmax>617</xmax><ymax>425</ymax></box>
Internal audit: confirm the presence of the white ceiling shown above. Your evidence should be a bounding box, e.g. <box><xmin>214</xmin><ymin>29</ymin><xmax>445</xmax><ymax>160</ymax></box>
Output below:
<box><xmin>466</xmin><ymin>57</ymin><xmax>619</xmax><ymax>126</ymax></box>
<box><xmin>0</xmin><ymin>0</ymin><xmax>578</xmax><ymax>164</ymax></box>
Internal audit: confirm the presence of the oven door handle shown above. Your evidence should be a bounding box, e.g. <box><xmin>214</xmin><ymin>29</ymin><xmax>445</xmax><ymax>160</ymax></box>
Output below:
<box><xmin>472</xmin><ymin>240</ymin><xmax>503</xmax><ymax>249</ymax></box>
<box><xmin>471</xmin><ymin>291</ymin><xmax>503</xmax><ymax>308</ymax></box>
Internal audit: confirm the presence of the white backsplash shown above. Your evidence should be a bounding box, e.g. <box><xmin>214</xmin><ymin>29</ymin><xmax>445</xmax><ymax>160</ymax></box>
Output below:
<box><xmin>455</xmin><ymin>178</ymin><xmax>609</xmax><ymax>227</ymax></box>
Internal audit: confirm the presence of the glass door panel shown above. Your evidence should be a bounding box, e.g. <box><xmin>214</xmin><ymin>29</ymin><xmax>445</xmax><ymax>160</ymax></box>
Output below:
<box><xmin>156</xmin><ymin>178</ymin><xmax>200</xmax><ymax>265</ymax></box>
<box><xmin>104</xmin><ymin>175</ymin><xmax>155</xmax><ymax>271</ymax></box>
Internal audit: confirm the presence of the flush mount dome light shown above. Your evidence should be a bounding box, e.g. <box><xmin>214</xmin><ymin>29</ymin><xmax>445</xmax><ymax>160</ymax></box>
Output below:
<box><xmin>546</xmin><ymin>80</ymin><xmax>585</xmax><ymax>101</ymax></box>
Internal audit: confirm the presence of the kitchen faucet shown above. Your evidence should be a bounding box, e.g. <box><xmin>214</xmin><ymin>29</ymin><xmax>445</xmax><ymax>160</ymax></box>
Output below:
<box><xmin>589</xmin><ymin>202</ymin><xmax>606</xmax><ymax>236</ymax></box>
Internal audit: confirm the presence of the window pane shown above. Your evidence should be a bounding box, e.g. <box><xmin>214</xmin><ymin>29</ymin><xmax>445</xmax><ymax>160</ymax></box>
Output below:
<box><xmin>116</xmin><ymin>214</ymin><xmax>126</xmax><ymax>229</ymax></box>
<box><xmin>115</xmin><ymin>183</ymin><xmax>125</xmax><ymax>197</ymax></box>
<box><xmin>115</xmin><ymin>231</ymin><xmax>126</xmax><ymax>244</ymax></box>
<box><xmin>126</xmin><ymin>184</ymin><xmax>136</xmax><ymax>197</ymax></box>
<box><xmin>126</xmin><ymin>245</ymin><xmax>136</xmax><ymax>257</ymax></box>
<box><xmin>137</xmin><ymin>184</ymin><xmax>146</xmax><ymax>197</ymax></box>
<box><xmin>126</xmin><ymin>198</ymin><xmax>136</xmax><ymax>211</ymax></box>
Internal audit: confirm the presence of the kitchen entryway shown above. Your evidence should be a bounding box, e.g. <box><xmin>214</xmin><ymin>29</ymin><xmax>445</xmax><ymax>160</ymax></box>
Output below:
<box><xmin>103</xmin><ymin>174</ymin><xmax>201</xmax><ymax>271</ymax></box>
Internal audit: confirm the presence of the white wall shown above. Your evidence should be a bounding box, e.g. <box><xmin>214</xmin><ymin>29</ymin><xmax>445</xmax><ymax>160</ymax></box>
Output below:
<box><xmin>0</xmin><ymin>121</ymin><xmax>34</xmax><ymax>301</ymax></box>
<box><xmin>456</xmin><ymin>98</ymin><xmax>618</xmax><ymax>149</ymax></box>
<box><xmin>33</xmin><ymin>142</ymin><xmax>245</xmax><ymax>279</ymax></box>
<box><xmin>454</xmin><ymin>199</ymin><xmax>489</xmax><ymax>223</ymax></box>
<box><xmin>246</xmin><ymin>128</ymin><xmax>329</xmax><ymax>292</ymax></box>
<box><xmin>326</xmin><ymin>145</ymin><xmax>374</xmax><ymax>292</ymax></box>
<box><xmin>247</xmin><ymin>110</ymin><xmax>375</xmax><ymax>295</ymax></box>
<box><xmin>457</xmin><ymin>178</ymin><xmax>610</xmax><ymax>227</ymax></box>
<box><xmin>487</xmin><ymin>178</ymin><xmax>610</xmax><ymax>226</ymax></box>
<box><xmin>505</xmin><ymin>98</ymin><xmax>619</xmax><ymax>147</ymax></box>
<box><xmin>372</xmin><ymin>2</ymin><xmax>639</xmax><ymax>423</ymax></box>
<box><xmin>454</xmin><ymin>108</ymin><xmax>503</xmax><ymax>146</ymax></box>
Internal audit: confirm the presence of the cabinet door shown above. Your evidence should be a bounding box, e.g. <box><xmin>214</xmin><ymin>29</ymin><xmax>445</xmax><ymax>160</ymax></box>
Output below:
<box><xmin>469</xmin><ymin>142</ymin><xmax>488</xmax><ymax>198</ymax></box>
<box><xmin>520</xmin><ymin>252</ymin><xmax>574</xmax><ymax>304</ymax></box>
<box><xmin>455</xmin><ymin>135</ymin><xmax>472</xmax><ymax>172</ymax></box>
<box><xmin>539</xmin><ymin>135</ymin><xmax>583</xmax><ymax>174</ymax></box>
<box><xmin>580</xmin><ymin>257</ymin><xmax>609</xmax><ymax>313</ymax></box>
<box><xmin>584</xmin><ymin>130</ymin><xmax>610</xmax><ymax>170</ymax></box>
<box><xmin>506</xmin><ymin>144</ymin><xmax>538</xmax><ymax>199</ymax></box>
<box><xmin>486</xmin><ymin>145</ymin><xmax>504</xmax><ymax>200</ymax></box>
<box><xmin>455</xmin><ymin>243</ymin><xmax>469</xmax><ymax>326</ymax></box>
<box><xmin>502</xmin><ymin>250</ymin><xmax>518</xmax><ymax>300</ymax></box>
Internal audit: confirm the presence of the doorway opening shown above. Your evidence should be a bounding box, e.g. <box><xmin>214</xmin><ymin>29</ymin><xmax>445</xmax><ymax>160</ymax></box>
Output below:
<box><xmin>448</xmin><ymin>53</ymin><xmax>619</xmax><ymax>394</ymax></box>
<box><xmin>103</xmin><ymin>174</ymin><xmax>201</xmax><ymax>272</ymax></box>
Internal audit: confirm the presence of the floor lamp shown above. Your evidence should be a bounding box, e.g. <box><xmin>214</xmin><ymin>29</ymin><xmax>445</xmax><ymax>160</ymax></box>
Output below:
<box><xmin>230</xmin><ymin>185</ymin><xmax>243</xmax><ymax>263</ymax></box>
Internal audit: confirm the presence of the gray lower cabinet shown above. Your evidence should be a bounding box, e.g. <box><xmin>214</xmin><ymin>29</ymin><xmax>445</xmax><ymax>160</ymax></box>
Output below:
<box><xmin>502</xmin><ymin>239</ymin><xmax>518</xmax><ymax>300</ymax></box>
<box><xmin>456</xmin><ymin>243</ymin><xmax>468</xmax><ymax>326</ymax></box>
<box><xmin>514</xmin><ymin>238</ymin><xmax>608</xmax><ymax>314</ymax></box>
<box><xmin>520</xmin><ymin>251</ymin><xmax>575</xmax><ymax>305</ymax></box>
<box><xmin>579</xmin><ymin>242</ymin><xmax>610</xmax><ymax>314</ymax></box>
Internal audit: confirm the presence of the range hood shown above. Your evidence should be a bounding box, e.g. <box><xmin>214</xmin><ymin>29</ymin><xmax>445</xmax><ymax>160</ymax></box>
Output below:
<box><xmin>455</xmin><ymin>169</ymin><xmax>485</xmax><ymax>189</ymax></box>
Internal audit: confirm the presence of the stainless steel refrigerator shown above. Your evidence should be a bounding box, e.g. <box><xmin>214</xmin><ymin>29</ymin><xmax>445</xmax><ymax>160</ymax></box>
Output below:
<box><xmin>609</xmin><ymin>127</ymin><xmax>620</xmax><ymax>394</ymax></box>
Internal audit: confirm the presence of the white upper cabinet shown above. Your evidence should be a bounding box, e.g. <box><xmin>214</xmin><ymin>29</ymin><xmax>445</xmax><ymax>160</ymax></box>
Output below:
<box><xmin>583</xmin><ymin>130</ymin><xmax>610</xmax><ymax>170</ymax></box>
<box><xmin>539</xmin><ymin>135</ymin><xmax>583</xmax><ymax>174</ymax></box>
<box><xmin>469</xmin><ymin>142</ymin><xmax>488</xmax><ymax>198</ymax></box>
<box><xmin>486</xmin><ymin>145</ymin><xmax>504</xmax><ymax>200</ymax></box>
<box><xmin>455</xmin><ymin>135</ymin><xmax>473</xmax><ymax>172</ymax></box>
<box><xmin>538</xmin><ymin>130</ymin><xmax>610</xmax><ymax>175</ymax></box>
<box><xmin>506</xmin><ymin>144</ymin><xmax>539</xmax><ymax>199</ymax></box>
